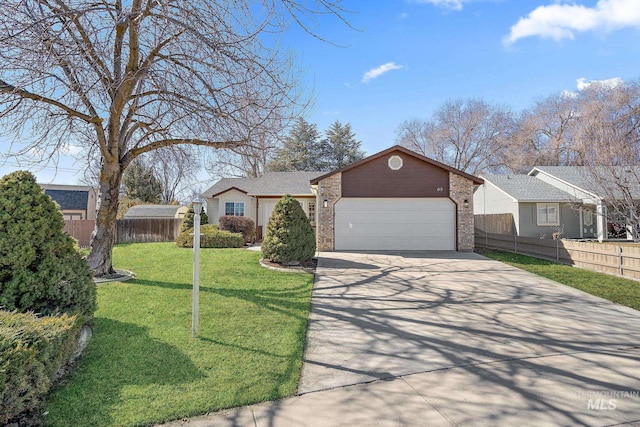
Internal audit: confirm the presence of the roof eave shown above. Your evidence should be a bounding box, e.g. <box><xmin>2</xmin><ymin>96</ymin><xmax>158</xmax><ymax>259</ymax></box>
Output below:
<box><xmin>529</xmin><ymin>167</ymin><xmax>599</xmax><ymax>199</ymax></box>
<box><xmin>310</xmin><ymin>145</ymin><xmax>483</xmax><ymax>185</ymax></box>
<box><xmin>207</xmin><ymin>186</ymin><xmax>249</xmax><ymax>198</ymax></box>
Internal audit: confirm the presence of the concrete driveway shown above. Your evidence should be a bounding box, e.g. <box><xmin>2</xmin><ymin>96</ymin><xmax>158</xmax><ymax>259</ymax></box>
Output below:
<box><xmin>162</xmin><ymin>251</ymin><xmax>640</xmax><ymax>427</ymax></box>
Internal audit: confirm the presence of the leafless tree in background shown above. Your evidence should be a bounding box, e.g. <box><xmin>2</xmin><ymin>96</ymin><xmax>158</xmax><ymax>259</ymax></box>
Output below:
<box><xmin>0</xmin><ymin>0</ymin><xmax>351</xmax><ymax>275</ymax></box>
<box><xmin>149</xmin><ymin>146</ymin><xmax>200</xmax><ymax>204</ymax></box>
<box><xmin>506</xmin><ymin>94</ymin><xmax>580</xmax><ymax>173</ymax></box>
<box><xmin>576</xmin><ymin>81</ymin><xmax>640</xmax><ymax>239</ymax></box>
<box><xmin>396</xmin><ymin>98</ymin><xmax>515</xmax><ymax>175</ymax></box>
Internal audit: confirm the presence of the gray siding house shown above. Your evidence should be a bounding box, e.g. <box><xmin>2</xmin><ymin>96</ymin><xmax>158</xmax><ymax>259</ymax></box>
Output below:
<box><xmin>475</xmin><ymin>166</ymin><xmax>640</xmax><ymax>241</ymax></box>
<box><xmin>475</xmin><ymin>175</ymin><xmax>582</xmax><ymax>239</ymax></box>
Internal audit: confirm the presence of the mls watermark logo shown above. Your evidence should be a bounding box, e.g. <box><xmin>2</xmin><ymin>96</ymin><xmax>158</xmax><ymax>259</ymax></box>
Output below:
<box><xmin>587</xmin><ymin>399</ymin><xmax>617</xmax><ymax>411</ymax></box>
<box><xmin>575</xmin><ymin>389</ymin><xmax>639</xmax><ymax>411</ymax></box>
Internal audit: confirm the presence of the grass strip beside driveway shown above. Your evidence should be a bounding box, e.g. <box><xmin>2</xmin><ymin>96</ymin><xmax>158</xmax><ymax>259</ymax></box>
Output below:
<box><xmin>46</xmin><ymin>243</ymin><xmax>314</xmax><ymax>427</ymax></box>
<box><xmin>484</xmin><ymin>251</ymin><xmax>640</xmax><ymax>311</ymax></box>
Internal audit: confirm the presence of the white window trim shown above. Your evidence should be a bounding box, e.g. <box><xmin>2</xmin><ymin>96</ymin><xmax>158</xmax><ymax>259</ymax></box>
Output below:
<box><xmin>537</xmin><ymin>202</ymin><xmax>560</xmax><ymax>226</ymax></box>
<box><xmin>224</xmin><ymin>201</ymin><xmax>245</xmax><ymax>217</ymax></box>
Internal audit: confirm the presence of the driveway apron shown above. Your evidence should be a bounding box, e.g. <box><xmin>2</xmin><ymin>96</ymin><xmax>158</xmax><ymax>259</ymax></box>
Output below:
<box><xmin>297</xmin><ymin>251</ymin><xmax>640</xmax><ymax>425</ymax></box>
<box><xmin>161</xmin><ymin>251</ymin><xmax>640</xmax><ymax>427</ymax></box>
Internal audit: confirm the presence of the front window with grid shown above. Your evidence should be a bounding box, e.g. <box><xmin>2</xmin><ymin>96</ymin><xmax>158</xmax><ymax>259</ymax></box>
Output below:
<box><xmin>537</xmin><ymin>203</ymin><xmax>559</xmax><ymax>226</ymax></box>
<box><xmin>225</xmin><ymin>202</ymin><xmax>244</xmax><ymax>216</ymax></box>
<box><xmin>308</xmin><ymin>202</ymin><xmax>316</xmax><ymax>225</ymax></box>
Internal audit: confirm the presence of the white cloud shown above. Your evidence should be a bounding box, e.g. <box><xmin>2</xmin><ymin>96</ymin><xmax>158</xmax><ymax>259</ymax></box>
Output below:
<box><xmin>505</xmin><ymin>0</ymin><xmax>640</xmax><ymax>45</ymax></box>
<box><xmin>576</xmin><ymin>76</ymin><xmax>623</xmax><ymax>90</ymax></box>
<box><xmin>361</xmin><ymin>62</ymin><xmax>404</xmax><ymax>84</ymax></box>
<box><xmin>62</xmin><ymin>144</ymin><xmax>83</xmax><ymax>156</ymax></box>
<box><xmin>562</xmin><ymin>77</ymin><xmax>623</xmax><ymax>97</ymax></box>
<box><xmin>411</xmin><ymin>0</ymin><xmax>467</xmax><ymax>11</ymax></box>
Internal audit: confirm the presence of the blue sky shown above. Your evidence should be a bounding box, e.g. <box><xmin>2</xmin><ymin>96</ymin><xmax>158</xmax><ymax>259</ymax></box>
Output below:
<box><xmin>1</xmin><ymin>0</ymin><xmax>639</xmax><ymax>185</ymax></box>
<box><xmin>295</xmin><ymin>0</ymin><xmax>640</xmax><ymax>154</ymax></box>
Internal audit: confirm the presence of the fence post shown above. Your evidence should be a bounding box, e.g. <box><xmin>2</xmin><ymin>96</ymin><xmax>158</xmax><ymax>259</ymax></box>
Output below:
<box><xmin>514</xmin><ymin>233</ymin><xmax>517</xmax><ymax>254</ymax></box>
<box><xmin>556</xmin><ymin>238</ymin><xmax>559</xmax><ymax>262</ymax></box>
<box><xmin>619</xmin><ymin>246</ymin><xmax>623</xmax><ymax>276</ymax></box>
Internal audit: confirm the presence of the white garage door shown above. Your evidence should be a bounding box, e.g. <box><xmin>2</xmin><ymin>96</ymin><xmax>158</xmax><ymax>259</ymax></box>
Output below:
<box><xmin>334</xmin><ymin>198</ymin><xmax>455</xmax><ymax>251</ymax></box>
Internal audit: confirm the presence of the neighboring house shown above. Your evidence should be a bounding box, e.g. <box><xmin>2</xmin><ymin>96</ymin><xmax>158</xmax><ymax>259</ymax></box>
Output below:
<box><xmin>41</xmin><ymin>184</ymin><xmax>97</xmax><ymax>220</ymax></box>
<box><xmin>474</xmin><ymin>174</ymin><xmax>582</xmax><ymax>239</ymax></box>
<box><xmin>202</xmin><ymin>171</ymin><xmax>323</xmax><ymax>240</ymax></box>
<box><xmin>475</xmin><ymin>166</ymin><xmax>640</xmax><ymax>241</ymax></box>
<box><xmin>124</xmin><ymin>204</ymin><xmax>188</xmax><ymax>219</ymax></box>
<box><xmin>202</xmin><ymin>145</ymin><xmax>483</xmax><ymax>251</ymax></box>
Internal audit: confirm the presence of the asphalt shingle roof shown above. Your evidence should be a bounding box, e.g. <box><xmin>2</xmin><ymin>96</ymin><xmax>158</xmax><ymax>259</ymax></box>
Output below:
<box><xmin>202</xmin><ymin>172</ymin><xmax>323</xmax><ymax>198</ymax></box>
<box><xmin>125</xmin><ymin>204</ymin><xmax>186</xmax><ymax>218</ymax></box>
<box><xmin>532</xmin><ymin>166</ymin><xmax>640</xmax><ymax>199</ymax></box>
<box><xmin>44</xmin><ymin>189</ymin><xmax>89</xmax><ymax>210</ymax></box>
<box><xmin>482</xmin><ymin>174</ymin><xmax>576</xmax><ymax>202</ymax></box>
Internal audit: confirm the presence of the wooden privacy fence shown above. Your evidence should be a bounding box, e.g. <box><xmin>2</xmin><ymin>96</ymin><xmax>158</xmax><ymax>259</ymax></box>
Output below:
<box><xmin>474</xmin><ymin>213</ymin><xmax>514</xmax><ymax>235</ymax></box>
<box><xmin>475</xmin><ymin>229</ymin><xmax>640</xmax><ymax>280</ymax></box>
<box><xmin>63</xmin><ymin>220</ymin><xmax>96</xmax><ymax>248</ymax></box>
<box><xmin>64</xmin><ymin>218</ymin><xmax>182</xmax><ymax>248</ymax></box>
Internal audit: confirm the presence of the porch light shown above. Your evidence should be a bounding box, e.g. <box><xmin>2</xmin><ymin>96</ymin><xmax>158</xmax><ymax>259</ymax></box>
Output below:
<box><xmin>463</xmin><ymin>199</ymin><xmax>469</xmax><ymax>208</ymax></box>
<box><xmin>192</xmin><ymin>198</ymin><xmax>204</xmax><ymax>337</ymax></box>
<box><xmin>323</xmin><ymin>199</ymin><xmax>328</xmax><ymax>208</ymax></box>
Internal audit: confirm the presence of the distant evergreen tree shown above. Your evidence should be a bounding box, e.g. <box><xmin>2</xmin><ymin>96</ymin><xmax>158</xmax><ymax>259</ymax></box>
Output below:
<box><xmin>321</xmin><ymin>120</ymin><xmax>365</xmax><ymax>170</ymax></box>
<box><xmin>179</xmin><ymin>202</ymin><xmax>209</xmax><ymax>233</ymax></box>
<box><xmin>262</xmin><ymin>194</ymin><xmax>315</xmax><ymax>263</ymax></box>
<box><xmin>123</xmin><ymin>160</ymin><xmax>163</xmax><ymax>203</ymax></box>
<box><xmin>268</xmin><ymin>118</ymin><xmax>325</xmax><ymax>171</ymax></box>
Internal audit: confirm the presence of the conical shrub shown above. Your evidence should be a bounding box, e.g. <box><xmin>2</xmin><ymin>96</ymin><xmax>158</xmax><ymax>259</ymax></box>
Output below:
<box><xmin>0</xmin><ymin>171</ymin><xmax>96</xmax><ymax>320</ymax></box>
<box><xmin>262</xmin><ymin>194</ymin><xmax>315</xmax><ymax>263</ymax></box>
<box><xmin>179</xmin><ymin>202</ymin><xmax>209</xmax><ymax>233</ymax></box>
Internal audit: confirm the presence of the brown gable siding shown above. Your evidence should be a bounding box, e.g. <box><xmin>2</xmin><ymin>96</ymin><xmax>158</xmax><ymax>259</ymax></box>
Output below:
<box><xmin>341</xmin><ymin>150</ymin><xmax>450</xmax><ymax>198</ymax></box>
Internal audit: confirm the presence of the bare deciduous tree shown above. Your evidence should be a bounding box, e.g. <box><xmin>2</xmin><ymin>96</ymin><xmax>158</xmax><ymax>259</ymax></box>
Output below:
<box><xmin>149</xmin><ymin>146</ymin><xmax>200</xmax><ymax>204</ymax></box>
<box><xmin>505</xmin><ymin>94</ymin><xmax>580</xmax><ymax>173</ymax></box>
<box><xmin>396</xmin><ymin>99</ymin><xmax>515</xmax><ymax>175</ymax></box>
<box><xmin>0</xmin><ymin>0</ymin><xmax>350</xmax><ymax>276</ymax></box>
<box><xmin>576</xmin><ymin>81</ymin><xmax>640</xmax><ymax>239</ymax></box>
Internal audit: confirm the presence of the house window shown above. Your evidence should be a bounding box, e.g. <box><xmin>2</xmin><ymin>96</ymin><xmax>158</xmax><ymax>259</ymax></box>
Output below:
<box><xmin>308</xmin><ymin>202</ymin><xmax>316</xmax><ymax>226</ymax></box>
<box><xmin>537</xmin><ymin>203</ymin><xmax>559</xmax><ymax>226</ymax></box>
<box><xmin>225</xmin><ymin>202</ymin><xmax>245</xmax><ymax>216</ymax></box>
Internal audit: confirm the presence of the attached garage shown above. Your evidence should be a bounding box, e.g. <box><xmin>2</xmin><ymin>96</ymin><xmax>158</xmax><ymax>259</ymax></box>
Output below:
<box><xmin>334</xmin><ymin>198</ymin><xmax>455</xmax><ymax>250</ymax></box>
<box><xmin>312</xmin><ymin>145</ymin><xmax>483</xmax><ymax>252</ymax></box>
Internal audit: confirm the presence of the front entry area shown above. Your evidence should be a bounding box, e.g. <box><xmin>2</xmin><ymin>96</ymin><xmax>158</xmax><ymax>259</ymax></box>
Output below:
<box><xmin>334</xmin><ymin>197</ymin><xmax>456</xmax><ymax>251</ymax></box>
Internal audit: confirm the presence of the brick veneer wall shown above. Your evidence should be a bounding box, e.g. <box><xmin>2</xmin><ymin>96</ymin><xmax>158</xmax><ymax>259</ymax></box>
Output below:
<box><xmin>316</xmin><ymin>172</ymin><xmax>342</xmax><ymax>251</ymax></box>
<box><xmin>449</xmin><ymin>172</ymin><xmax>475</xmax><ymax>251</ymax></box>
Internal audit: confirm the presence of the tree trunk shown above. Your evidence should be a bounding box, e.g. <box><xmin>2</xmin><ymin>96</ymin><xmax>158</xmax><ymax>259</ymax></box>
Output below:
<box><xmin>87</xmin><ymin>160</ymin><xmax>122</xmax><ymax>277</ymax></box>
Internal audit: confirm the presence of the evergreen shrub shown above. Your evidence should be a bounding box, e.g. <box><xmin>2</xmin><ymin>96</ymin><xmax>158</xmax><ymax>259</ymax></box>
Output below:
<box><xmin>262</xmin><ymin>194</ymin><xmax>315</xmax><ymax>263</ymax></box>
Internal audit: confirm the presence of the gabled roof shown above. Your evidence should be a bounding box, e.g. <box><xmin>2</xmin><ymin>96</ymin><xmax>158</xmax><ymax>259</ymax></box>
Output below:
<box><xmin>40</xmin><ymin>183</ymin><xmax>94</xmax><ymax>192</ymax></box>
<box><xmin>125</xmin><ymin>204</ymin><xmax>187</xmax><ymax>218</ymax></box>
<box><xmin>530</xmin><ymin>166</ymin><xmax>640</xmax><ymax>200</ymax></box>
<box><xmin>202</xmin><ymin>171</ymin><xmax>323</xmax><ymax>198</ymax></box>
<box><xmin>309</xmin><ymin>145</ymin><xmax>483</xmax><ymax>185</ymax></box>
<box><xmin>481</xmin><ymin>174</ymin><xmax>577</xmax><ymax>202</ymax></box>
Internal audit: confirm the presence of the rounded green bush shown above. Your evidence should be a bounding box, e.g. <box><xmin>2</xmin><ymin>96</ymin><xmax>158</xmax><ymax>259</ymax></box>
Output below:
<box><xmin>219</xmin><ymin>215</ymin><xmax>255</xmax><ymax>243</ymax></box>
<box><xmin>0</xmin><ymin>171</ymin><xmax>96</xmax><ymax>320</ymax></box>
<box><xmin>176</xmin><ymin>224</ymin><xmax>243</xmax><ymax>248</ymax></box>
<box><xmin>262</xmin><ymin>194</ymin><xmax>316</xmax><ymax>264</ymax></box>
<box><xmin>0</xmin><ymin>310</ymin><xmax>82</xmax><ymax>424</ymax></box>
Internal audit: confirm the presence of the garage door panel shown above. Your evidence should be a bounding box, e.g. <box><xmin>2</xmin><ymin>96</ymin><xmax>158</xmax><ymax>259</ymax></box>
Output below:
<box><xmin>336</xmin><ymin>236</ymin><xmax>454</xmax><ymax>251</ymax></box>
<box><xmin>335</xmin><ymin>222</ymin><xmax>451</xmax><ymax>237</ymax></box>
<box><xmin>334</xmin><ymin>198</ymin><xmax>455</xmax><ymax>251</ymax></box>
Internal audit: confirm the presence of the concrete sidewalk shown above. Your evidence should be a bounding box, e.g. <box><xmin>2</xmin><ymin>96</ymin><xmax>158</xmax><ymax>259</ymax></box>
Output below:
<box><xmin>160</xmin><ymin>251</ymin><xmax>640</xmax><ymax>426</ymax></box>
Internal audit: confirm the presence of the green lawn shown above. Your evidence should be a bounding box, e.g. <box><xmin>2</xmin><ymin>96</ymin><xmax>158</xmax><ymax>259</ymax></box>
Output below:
<box><xmin>45</xmin><ymin>243</ymin><xmax>314</xmax><ymax>427</ymax></box>
<box><xmin>484</xmin><ymin>251</ymin><xmax>640</xmax><ymax>311</ymax></box>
